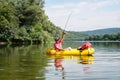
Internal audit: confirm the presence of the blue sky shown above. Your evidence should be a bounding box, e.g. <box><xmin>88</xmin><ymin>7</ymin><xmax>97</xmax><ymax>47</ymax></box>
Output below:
<box><xmin>44</xmin><ymin>0</ymin><xmax>120</xmax><ymax>31</ymax></box>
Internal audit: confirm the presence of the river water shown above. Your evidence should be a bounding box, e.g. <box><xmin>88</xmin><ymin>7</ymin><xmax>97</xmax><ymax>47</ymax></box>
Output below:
<box><xmin>0</xmin><ymin>42</ymin><xmax>120</xmax><ymax>80</ymax></box>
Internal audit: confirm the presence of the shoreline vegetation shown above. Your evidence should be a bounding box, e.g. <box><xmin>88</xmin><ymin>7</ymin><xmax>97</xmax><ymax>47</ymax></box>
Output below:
<box><xmin>64</xmin><ymin>31</ymin><xmax>120</xmax><ymax>42</ymax></box>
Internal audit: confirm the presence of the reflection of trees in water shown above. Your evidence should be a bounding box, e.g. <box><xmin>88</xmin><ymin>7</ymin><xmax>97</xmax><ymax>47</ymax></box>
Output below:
<box><xmin>91</xmin><ymin>42</ymin><xmax>120</xmax><ymax>48</ymax></box>
<box><xmin>0</xmin><ymin>44</ymin><xmax>48</xmax><ymax>80</ymax></box>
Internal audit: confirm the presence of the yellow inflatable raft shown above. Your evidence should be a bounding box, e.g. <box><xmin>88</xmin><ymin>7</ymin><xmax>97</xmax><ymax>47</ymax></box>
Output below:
<box><xmin>46</xmin><ymin>47</ymin><xmax>95</xmax><ymax>56</ymax></box>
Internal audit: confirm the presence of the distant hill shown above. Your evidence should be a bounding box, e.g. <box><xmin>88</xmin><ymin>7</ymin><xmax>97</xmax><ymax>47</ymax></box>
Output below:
<box><xmin>65</xmin><ymin>28</ymin><xmax>120</xmax><ymax>41</ymax></box>
<box><xmin>82</xmin><ymin>28</ymin><xmax>120</xmax><ymax>35</ymax></box>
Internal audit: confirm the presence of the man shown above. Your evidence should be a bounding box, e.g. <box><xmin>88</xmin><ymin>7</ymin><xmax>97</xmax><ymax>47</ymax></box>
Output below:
<box><xmin>54</xmin><ymin>32</ymin><xmax>72</xmax><ymax>51</ymax></box>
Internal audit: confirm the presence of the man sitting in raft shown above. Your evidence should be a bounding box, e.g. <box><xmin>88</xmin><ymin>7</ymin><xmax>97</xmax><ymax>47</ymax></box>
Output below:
<box><xmin>54</xmin><ymin>32</ymin><xmax>72</xmax><ymax>51</ymax></box>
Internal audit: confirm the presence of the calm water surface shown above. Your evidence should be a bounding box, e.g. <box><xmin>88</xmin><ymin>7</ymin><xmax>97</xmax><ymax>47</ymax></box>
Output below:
<box><xmin>0</xmin><ymin>42</ymin><xmax>120</xmax><ymax>80</ymax></box>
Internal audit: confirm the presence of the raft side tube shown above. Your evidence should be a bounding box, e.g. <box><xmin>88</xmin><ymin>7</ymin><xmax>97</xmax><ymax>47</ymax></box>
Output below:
<box><xmin>46</xmin><ymin>47</ymin><xmax>95</xmax><ymax>56</ymax></box>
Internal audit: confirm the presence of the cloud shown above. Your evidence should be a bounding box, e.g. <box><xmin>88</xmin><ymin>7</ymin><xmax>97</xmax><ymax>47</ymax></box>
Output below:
<box><xmin>45</xmin><ymin>0</ymin><xmax>120</xmax><ymax>31</ymax></box>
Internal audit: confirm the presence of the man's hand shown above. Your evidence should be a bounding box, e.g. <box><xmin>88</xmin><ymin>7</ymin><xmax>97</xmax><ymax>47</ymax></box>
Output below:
<box><xmin>62</xmin><ymin>31</ymin><xmax>66</xmax><ymax>35</ymax></box>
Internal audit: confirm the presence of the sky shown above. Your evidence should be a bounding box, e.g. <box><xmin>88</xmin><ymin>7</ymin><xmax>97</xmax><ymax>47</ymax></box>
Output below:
<box><xmin>44</xmin><ymin>0</ymin><xmax>120</xmax><ymax>31</ymax></box>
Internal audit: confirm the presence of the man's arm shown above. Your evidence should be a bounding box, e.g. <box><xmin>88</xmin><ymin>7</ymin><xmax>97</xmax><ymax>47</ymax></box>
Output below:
<box><xmin>61</xmin><ymin>32</ymin><xmax>66</xmax><ymax>41</ymax></box>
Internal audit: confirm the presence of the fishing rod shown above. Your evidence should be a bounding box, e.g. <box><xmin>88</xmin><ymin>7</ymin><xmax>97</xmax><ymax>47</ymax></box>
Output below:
<box><xmin>63</xmin><ymin>12</ymin><xmax>73</xmax><ymax>32</ymax></box>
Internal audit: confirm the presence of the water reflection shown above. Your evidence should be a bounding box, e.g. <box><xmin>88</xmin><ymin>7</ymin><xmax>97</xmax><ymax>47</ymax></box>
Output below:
<box><xmin>92</xmin><ymin>42</ymin><xmax>120</xmax><ymax>48</ymax></box>
<box><xmin>47</xmin><ymin>54</ymin><xmax>95</xmax><ymax>79</ymax></box>
<box><xmin>47</xmin><ymin>55</ymin><xmax>95</xmax><ymax>64</ymax></box>
<box><xmin>78</xmin><ymin>55</ymin><xmax>95</xmax><ymax>64</ymax></box>
<box><xmin>54</xmin><ymin>57</ymin><xmax>65</xmax><ymax>79</ymax></box>
<box><xmin>0</xmin><ymin>44</ymin><xmax>48</xmax><ymax>80</ymax></box>
<box><xmin>0</xmin><ymin>42</ymin><xmax>120</xmax><ymax>80</ymax></box>
<box><xmin>78</xmin><ymin>55</ymin><xmax>95</xmax><ymax>74</ymax></box>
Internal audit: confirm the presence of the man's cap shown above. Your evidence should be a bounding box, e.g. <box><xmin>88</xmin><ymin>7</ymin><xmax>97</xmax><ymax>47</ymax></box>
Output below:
<box><xmin>54</xmin><ymin>37</ymin><xmax>60</xmax><ymax>41</ymax></box>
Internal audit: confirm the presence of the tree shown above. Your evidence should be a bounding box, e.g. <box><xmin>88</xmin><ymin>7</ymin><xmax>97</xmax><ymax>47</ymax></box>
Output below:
<box><xmin>0</xmin><ymin>0</ymin><xmax>62</xmax><ymax>43</ymax></box>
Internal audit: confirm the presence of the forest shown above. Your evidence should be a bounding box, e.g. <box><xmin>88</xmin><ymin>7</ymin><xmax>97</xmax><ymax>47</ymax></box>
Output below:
<box><xmin>64</xmin><ymin>31</ymin><xmax>120</xmax><ymax>41</ymax></box>
<box><xmin>85</xmin><ymin>33</ymin><xmax>120</xmax><ymax>41</ymax></box>
<box><xmin>0</xmin><ymin>0</ymin><xmax>62</xmax><ymax>44</ymax></box>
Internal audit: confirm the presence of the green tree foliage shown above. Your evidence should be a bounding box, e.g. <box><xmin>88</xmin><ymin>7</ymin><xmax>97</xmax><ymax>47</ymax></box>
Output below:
<box><xmin>0</xmin><ymin>0</ymin><xmax>62</xmax><ymax>43</ymax></box>
<box><xmin>85</xmin><ymin>33</ymin><xmax>120</xmax><ymax>41</ymax></box>
<box><xmin>64</xmin><ymin>31</ymin><xmax>86</xmax><ymax>41</ymax></box>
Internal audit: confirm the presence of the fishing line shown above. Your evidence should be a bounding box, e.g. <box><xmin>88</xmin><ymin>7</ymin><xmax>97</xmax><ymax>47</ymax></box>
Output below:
<box><xmin>63</xmin><ymin>12</ymin><xmax>73</xmax><ymax>31</ymax></box>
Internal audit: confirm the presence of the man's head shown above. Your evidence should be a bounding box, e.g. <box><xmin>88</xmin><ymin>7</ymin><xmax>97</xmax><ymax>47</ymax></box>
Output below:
<box><xmin>54</xmin><ymin>37</ymin><xmax>60</xmax><ymax>42</ymax></box>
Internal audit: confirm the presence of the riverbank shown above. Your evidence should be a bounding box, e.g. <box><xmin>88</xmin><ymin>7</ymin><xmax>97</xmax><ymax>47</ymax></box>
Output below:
<box><xmin>0</xmin><ymin>40</ymin><xmax>41</xmax><ymax>45</ymax></box>
<box><xmin>0</xmin><ymin>42</ymin><xmax>9</xmax><ymax>45</ymax></box>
